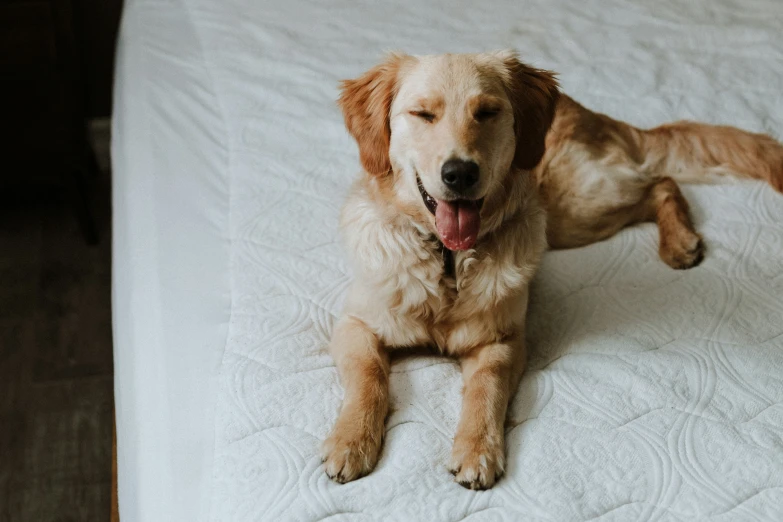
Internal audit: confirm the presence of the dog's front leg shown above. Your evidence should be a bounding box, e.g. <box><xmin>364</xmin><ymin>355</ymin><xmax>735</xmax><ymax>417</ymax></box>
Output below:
<box><xmin>322</xmin><ymin>315</ymin><xmax>389</xmax><ymax>483</ymax></box>
<box><xmin>448</xmin><ymin>336</ymin><xmax>526</xmax><ymax>490</ymax></box>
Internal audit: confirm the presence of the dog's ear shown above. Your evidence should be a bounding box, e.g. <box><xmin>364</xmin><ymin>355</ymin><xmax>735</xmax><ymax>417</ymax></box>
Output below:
<box><xmin>497</xmin><ymin>51</ymin><xmax>560</xmax><ymax>170</ymax></box>
<box><xmin>338</xmin><ymin>53</ymin><xmax>408</xmax><ymax>176</ymax></box>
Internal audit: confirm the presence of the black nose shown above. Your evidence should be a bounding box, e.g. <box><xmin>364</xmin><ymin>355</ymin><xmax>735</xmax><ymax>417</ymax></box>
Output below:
<box><xmin>441</xmin><ymin>159</ymin><xmax>479</xmax><ymax>193</ymax></box>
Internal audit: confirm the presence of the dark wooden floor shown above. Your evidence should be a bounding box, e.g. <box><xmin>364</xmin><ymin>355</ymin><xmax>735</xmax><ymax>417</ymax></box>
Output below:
<box><xmin>0</xmin><ymin>168</ymin><xmax>112</xmax><ymax>521</ymax></box>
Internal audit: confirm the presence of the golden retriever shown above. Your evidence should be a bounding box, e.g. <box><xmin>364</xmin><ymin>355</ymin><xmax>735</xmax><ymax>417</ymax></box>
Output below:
<box><xmin>321</xmin><ymin>50</ymin><xmax>783</xmax><ymax>489</ymax></box>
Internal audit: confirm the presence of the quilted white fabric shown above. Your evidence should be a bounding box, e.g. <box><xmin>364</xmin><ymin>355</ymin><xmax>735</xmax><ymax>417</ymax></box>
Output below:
<box><xmin>113</xmin><ymin>0</ymin><xmax>783</xmax><ymax>520</ymax></box>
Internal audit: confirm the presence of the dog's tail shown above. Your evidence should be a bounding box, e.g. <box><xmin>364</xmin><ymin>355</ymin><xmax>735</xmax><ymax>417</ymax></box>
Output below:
<box><xmin>640</xmin><ymin>121</ymin><xmax>783</xmax><ymax>193</ymax></box>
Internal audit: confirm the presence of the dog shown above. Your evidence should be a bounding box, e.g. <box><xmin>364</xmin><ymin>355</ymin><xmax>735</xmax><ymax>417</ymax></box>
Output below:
<box><xmin>321</xmin><ymin>50</ymin><xmax>783</xmax><ymax>490</ymax></box>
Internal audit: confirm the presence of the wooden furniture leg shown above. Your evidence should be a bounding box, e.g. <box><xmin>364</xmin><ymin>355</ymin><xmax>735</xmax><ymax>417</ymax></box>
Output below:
<box><xmin>111</xmin><ymin>418</ymin><xmax>119</xmax><ymax>522</ymax></box>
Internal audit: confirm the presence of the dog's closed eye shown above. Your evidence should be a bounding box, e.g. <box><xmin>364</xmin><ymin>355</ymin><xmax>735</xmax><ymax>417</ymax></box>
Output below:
<box><xmin>469</xmin><ymin>94</ymin><xmax>504</xmax><ymax>122</ymax></box>
<box><xmin>474</xmin><ymin>107</ymin><xmax>500</xmax><ymax>121</ymax></box>
<box><xmin>410</xmin><ymin>110</ymin><xmax>436</xmax><ymax>123</ymax></box>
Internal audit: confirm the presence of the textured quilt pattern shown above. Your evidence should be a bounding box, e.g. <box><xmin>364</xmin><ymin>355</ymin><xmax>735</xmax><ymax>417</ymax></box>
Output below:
<box><xmin>162</xmin><ymin>0</ymin><xmax>783</xmax><ymax>519</ymax></box>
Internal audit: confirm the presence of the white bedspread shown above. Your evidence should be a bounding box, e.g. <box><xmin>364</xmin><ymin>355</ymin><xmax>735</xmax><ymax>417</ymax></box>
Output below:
<box><xmin>112</xmin><ymin>0</ymin><xmax>783</xmax><ymax>520</ymax></box>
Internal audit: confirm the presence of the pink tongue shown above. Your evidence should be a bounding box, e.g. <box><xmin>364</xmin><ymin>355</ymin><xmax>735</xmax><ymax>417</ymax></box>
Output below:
<box><xmin>435</xmin><ymin>200</ymin><xmax>481</xmax><ymax>251</ymax></box>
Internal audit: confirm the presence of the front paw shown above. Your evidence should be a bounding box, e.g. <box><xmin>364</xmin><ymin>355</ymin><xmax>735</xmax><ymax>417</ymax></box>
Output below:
<box><xmin>321</xmin><ymin>423</ymin><xmax>383</xmax><ymax>483</ymax></box>
<box><xmin>448</xmin><ymin>433</ymin><xmax>505</xmax><ymax>490</ymax></box>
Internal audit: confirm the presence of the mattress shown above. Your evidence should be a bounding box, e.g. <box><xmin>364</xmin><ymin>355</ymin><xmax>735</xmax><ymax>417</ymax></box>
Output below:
<box><xmin>111</xmin><ymin>0</ymin><xmax>783</xmax><ymax>520</ymax></box>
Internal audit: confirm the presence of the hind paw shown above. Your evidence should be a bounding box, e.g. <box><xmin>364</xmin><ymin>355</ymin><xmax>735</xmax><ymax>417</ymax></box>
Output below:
<box><xmin>660</xmin><ymin>232</ymin><xmax>705</xmax><ymax>269</ymax></box>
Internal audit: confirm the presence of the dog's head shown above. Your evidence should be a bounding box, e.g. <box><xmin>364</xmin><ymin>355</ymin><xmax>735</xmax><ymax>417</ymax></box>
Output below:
<box><xmin>339</xmin><ymin>50</ymin><xmax>559</xmax><ymax>251</ymax></box>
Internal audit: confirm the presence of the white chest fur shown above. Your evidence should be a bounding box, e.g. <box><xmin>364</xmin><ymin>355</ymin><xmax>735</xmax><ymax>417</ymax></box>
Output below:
<box><xmin>341</xmin><ymin>194</ymin><xmax>545</xmax><ymax>354</ymax></box>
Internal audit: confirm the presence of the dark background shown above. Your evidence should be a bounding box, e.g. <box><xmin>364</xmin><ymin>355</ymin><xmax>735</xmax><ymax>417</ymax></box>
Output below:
<box><xmin>78</xmin><ymin>0</ymin><xmax>122</xmax><ymax>118</ymax></box>
<box><xmin>0</xmin><ymin>0</ymin><xmax>120</xmax><ymax>519</ymax></box>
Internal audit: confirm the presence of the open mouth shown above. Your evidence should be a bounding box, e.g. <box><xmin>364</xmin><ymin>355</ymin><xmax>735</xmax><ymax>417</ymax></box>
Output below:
<box><xmin>417</xmin><ymin>174</ymin><xmax>484</xmax><ymax>251</ymax></box>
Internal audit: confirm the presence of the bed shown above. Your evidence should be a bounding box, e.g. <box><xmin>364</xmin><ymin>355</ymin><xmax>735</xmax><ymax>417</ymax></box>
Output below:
<box><xmin>111</xmin><ymin>0</ymin><xmax>783</xmax><ymax>520</ymax></box>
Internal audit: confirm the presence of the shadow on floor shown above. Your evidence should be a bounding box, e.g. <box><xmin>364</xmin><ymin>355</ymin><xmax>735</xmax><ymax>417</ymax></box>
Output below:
<box><xmin>0</xmin><ymin>169</ymin><xmax>112</xmax><ymax>521</ymax></box>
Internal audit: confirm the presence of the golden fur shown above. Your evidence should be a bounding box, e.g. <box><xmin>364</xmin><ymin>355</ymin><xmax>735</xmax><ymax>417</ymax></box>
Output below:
<box><xmin>322</xmin><ymin>50</ymin><xmax>783</xmax><ymax>489</ymax></box>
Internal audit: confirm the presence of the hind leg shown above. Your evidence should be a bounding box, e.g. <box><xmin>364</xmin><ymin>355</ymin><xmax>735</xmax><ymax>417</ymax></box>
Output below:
<box><xmin>648</xmin><ymin>177</ymin><xmax>705</xmax><ymax>269</ymax></box>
